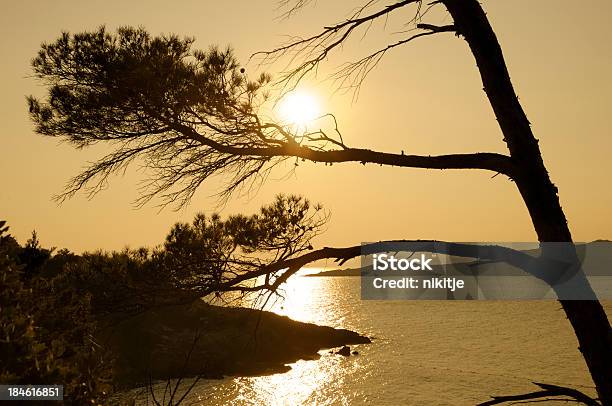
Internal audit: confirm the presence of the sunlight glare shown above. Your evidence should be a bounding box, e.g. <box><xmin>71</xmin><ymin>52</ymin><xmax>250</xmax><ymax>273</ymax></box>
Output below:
<box><xmin>278</xmin><ymin>91</ymin><xmax>320</xmax><ymax>128</ymax></box>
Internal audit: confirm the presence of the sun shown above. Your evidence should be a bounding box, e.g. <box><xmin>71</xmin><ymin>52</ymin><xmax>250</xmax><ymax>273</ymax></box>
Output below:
<box><xmin>278</xmin><ymin>90</ymin><xmax>320</xmax><ymax>128</ymax></box>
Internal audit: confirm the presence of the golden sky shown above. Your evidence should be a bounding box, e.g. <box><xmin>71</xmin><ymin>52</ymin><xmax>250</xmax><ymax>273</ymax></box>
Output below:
<box><xmin>1</xmin><ymin>1</ymin><xmax>611</xmax><ymax>254</ymax></box>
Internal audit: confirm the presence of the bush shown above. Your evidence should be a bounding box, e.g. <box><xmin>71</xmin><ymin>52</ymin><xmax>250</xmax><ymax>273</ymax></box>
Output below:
<box><xmin>0</xmin><ymin>221</ymin><xmax>112</xmax><ymax>404</ymax></box>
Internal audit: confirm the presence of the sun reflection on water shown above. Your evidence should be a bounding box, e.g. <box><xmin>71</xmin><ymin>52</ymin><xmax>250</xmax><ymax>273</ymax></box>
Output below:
<box><xmin>129</xmin><ymin>275</ymin><xmax>605</xmax><ymax>405</ymax></box>
<box><xmin>261</xmin><ymin>267</ymin><xmax>329</xmax><ymax>324</ymax></box>
<box><xmin>230</xmin><ymin>269</ymin><xmax>355</xmax><ymax>405</ymax></box>
<box><xmin>236</xmin><ymin>358</ymin><xmax>346</xmax><ymax>405</ymax></box>
<box><xmin>135</xmin><ymin>271</ymin><xmax>366</xmax><ymax>406</ymax></box>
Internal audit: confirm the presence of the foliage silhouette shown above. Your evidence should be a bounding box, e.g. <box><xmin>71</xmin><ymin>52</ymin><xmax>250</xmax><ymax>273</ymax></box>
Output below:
<box><xmin>0</xmin><ymin>196</ymin><xmax>334</xmax><ymax>402</ymax></box>
<box><xmin>0</xmin><ymin>221</ymin><xmax>113</xmax><ymax>405</ymax></box>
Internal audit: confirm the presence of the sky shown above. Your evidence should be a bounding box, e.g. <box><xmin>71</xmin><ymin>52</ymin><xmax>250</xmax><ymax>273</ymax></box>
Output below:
<box><xmin>1</xmin><ymin>1</ymin><xmax>611</xmax><ymax>256</ymax></box>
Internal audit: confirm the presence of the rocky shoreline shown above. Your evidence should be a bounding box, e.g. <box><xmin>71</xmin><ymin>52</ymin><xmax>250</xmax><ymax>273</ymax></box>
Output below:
<box><xmin>100</xmin><ymin>299</ymin><xmax>371</xmax><ymax>389</ymax></box>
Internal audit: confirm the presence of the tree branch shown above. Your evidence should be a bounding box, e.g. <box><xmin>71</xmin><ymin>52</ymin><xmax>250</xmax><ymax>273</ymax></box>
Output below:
<box><xmin>252</xmin><ymin>0</ymin><xmax>443</xmax><ymax>90</ymax></box>
<box><xmin>477</xmin><ymin>382</ymin><xmax>601</xmax><ymax>406</ymax></box>
<box><xmin>173</xmin><ymin>123</ymin><xmax>516</xmax><ymax>177</ymax></box>
<box><xmin>254</xmin><ymin>0</ymin><xmax>419</xmax><ymax>60</ymax></box>
<box><xmin>212</xmin><ymin>239</ymin><xmax>543</xmax><ymax>295</ymax></box>
<box><xmin>416</xmin><ymin>23</ymin><xmax>455</xmax><ymax>33</ymax></box>
<box><xmin>331</xmin><ymin>26</ymin><xmax>455</xmax><ymax>95</ymax></box>
<box><xmin>30</xmin><ymin>26</ymin><xmax>516</xmax><ymax>209</ymax></box>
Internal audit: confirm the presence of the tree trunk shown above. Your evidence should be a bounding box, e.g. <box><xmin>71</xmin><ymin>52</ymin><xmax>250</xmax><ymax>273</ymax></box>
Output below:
<box><xmin>442</xmin><ymin>1</ymin><xmax>612</xmax><ymax>403</ymax></box>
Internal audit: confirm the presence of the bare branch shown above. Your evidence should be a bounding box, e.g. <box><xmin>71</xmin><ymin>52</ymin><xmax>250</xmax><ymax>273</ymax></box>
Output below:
<box><xmin>253</xmin><ymin>1</ymin><xmax>454</xmax><ymax>94</ymax></box>
<box><xmin>252</xmin><ymin>0</ymin><xmax>424</xmax><ymax>90</ymax></box>
<box><xmin>416</xmin><ymin>23</ymin><xmax>455</xmax><ymax>33</ymax></box>
<box><xmin>477</xmin><ymin>382</ymin><xmax>601</xmax><ymax>406</ymax></box>
<box><xmin>331</xmin><ymin>26</ymin><xmax>455</xmax><ymax>96</ymax></box>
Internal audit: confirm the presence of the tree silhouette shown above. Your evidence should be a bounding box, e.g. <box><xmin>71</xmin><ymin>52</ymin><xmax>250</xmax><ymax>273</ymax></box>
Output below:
<box><xmin>27</xmin><ymin>26</ymin><xmax>511</xmax><ymax>207</ymax></box>
<box><xmin>27</xmin><ymin>2</ymin><xmax>611</xmax><ymax>403</ymax></box>
<box><xmin>19</xmin><ymin>231</ymin><xmax>52</xmax><ymax>278</ymax></box>
<box><xmin>158</xmin><ymin>194</ymin><xmax>326</xmax><ymax>297</ymax></box>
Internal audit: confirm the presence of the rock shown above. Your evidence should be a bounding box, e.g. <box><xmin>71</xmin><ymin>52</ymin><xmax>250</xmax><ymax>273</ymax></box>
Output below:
<box><xmin>351</xmin><ymin>350</ymin><xmax>359</xmax><ymax>355</ymax></box>
<box><xmin>336</xmin><ymin>345</ymin><xmax>351</xmax><ymax>356</ymax></box>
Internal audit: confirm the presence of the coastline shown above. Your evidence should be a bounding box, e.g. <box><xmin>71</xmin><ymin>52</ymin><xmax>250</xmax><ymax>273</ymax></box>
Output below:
<box><xmin>100</xmin><ymin>299</ymin><xmax>371</xmax><ymax>389</ymax></box>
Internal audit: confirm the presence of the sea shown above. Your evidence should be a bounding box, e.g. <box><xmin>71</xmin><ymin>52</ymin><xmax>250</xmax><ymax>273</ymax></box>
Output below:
<box><xmin>130</xmin><ymin>271</ymin><xmax>610</xmax><ymax>405</ymax></box>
